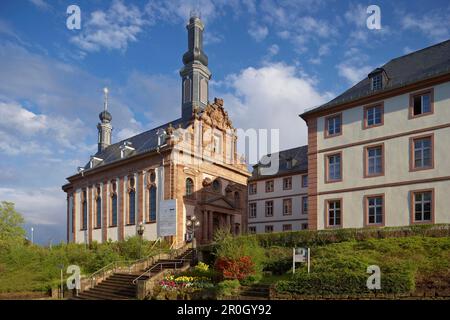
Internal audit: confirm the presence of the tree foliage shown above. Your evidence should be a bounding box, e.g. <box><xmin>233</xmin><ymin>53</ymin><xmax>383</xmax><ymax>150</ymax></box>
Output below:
<box><xmin>0</xmin><ymin>201</ymin><xmax>26</xmax><ymax>242</ymax></box>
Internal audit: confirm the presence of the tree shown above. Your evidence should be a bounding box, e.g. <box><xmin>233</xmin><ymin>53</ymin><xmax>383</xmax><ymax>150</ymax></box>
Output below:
<box><xmin>0</xmin><ymin>201</ymin><xmax>26</xmax><ymax>242</ymax></box>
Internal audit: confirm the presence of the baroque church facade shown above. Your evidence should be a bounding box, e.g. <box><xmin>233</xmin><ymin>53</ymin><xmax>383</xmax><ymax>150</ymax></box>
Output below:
<box><xmin>62</xmin><ymin>16</ymin><xmax>250</xmax><ymax>247</ymax></box>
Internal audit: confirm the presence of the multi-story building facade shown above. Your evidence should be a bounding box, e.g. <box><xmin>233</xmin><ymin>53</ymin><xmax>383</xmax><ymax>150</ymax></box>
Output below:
<box><xmin>62</xmin><ymin>15</ymin><xmax>250</xmax><ymax>246</ymax></box>
<box><xmin>247</xmin><ymin>146</ymin><xmax>309</xmax><ymax>233</ymax></box>
<box><xmin>301</xmin><ymin>40</ymin><xmax>450</xmax><ymax>230</ymax></box>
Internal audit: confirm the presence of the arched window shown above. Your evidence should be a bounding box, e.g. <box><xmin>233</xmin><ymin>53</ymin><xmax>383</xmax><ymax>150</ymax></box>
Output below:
<box><xmin>234</xmin><ymin>192</ymin><xmax>240</xmax><ymax>208</ymax></box>
<box><xmin>183</xmin><ymin>78</ymin><xmax>191</xmax><ymax>103</ymax></box>
<box><xmin>128</xmin><ymin>177</ymin><xmax>136</xmax><ymax>225</ymax></box>
<box><xmin>96</xmin><ymin>187</ymin><xmax>102</xmax><ymax>228</ymax></box>
<box><xmin>186</xmin><ymin>178</ymin><xmax>194</xmax><ymax>196</ymax></box>
<box><xmin>82</xmin><ymin>190</ymin><xmax>87</xmax><ymax>230</ymax></box>
<box><xmin>149</xmin><ymin>185</ymin><xmax>157</xmax><ymax>222</ymax></box>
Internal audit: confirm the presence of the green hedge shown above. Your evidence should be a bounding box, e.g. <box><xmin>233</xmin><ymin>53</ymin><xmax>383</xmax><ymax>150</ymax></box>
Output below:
<box><xmin>243</xmin><ymin>224</ymin><xmax>450</xmax><ymax>248</ymax></box>
<box><xmin>275</xmin><ymin>270</ymin><xmax>415</xmax><ymax>295</ymax></box>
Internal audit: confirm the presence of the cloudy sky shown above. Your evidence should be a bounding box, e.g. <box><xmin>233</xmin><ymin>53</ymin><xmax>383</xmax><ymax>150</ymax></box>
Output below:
<box><xmin>0</xmin><ymin>0</ymin><xmax>449</xmax><ymax>244</ymax></box>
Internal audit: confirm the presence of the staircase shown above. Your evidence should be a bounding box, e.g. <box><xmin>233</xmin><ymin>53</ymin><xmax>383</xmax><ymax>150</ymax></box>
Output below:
<box><xmin>70</xmin><ymin>249</ymin><xmax>194</xmax><ymax>300</ymax></box>
<box><xmin>239</xmin><ymin>284</ymin><xmax>270</xmax><ymax>300</ymax></box>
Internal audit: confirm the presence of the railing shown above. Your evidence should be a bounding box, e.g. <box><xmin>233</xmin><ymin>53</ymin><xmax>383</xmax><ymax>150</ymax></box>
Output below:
<box><xmin>131</xmin><ymin>247</ymin><xmax>194</xmax><ymax>285</ymax></box>
<box><xmin>86</xmin><ymin>238</ymin><xmax>167</xmax><ymax>290</ymax></box>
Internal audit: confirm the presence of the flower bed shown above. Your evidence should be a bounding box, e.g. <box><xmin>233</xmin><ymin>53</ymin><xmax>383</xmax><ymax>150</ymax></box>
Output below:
<box><xmin>159</xmin><ymin>275</ymin><xmax>213</xmax><ymax>291</ymax></box>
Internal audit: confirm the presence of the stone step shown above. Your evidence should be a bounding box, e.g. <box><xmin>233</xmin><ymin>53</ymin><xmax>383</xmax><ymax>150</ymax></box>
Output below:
<box><xmin>89</xmin><ymin>287</ymin><xmax>135</xmax><ymax>298</ymax></box>
<box><xmin>77</xmin><ymin>290</ymin><xmax>130</xmax><ymax>300</ymax></box>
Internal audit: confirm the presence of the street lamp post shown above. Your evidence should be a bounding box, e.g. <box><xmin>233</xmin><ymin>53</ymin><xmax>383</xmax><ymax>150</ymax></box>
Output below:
<box><xmin>186</xmin><ymin>215</ymin><xmax>200</xmax><ymax>262</ymax></box>
<box><xmin>137</xmin><ymin>222</ymin><xmax>145</xmax><ymax>259</ymax></box>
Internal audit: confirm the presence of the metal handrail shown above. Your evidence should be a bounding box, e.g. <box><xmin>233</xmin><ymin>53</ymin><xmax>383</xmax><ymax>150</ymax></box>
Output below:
<box><xmin>86</xmin><ymin>239</ymin><xmax>164</xmax><ymax>289</ymax></box>
<box><xmin>132</xmin><ymin>260</ymin><xmax>186</xmax><ymax>284</ymax></box>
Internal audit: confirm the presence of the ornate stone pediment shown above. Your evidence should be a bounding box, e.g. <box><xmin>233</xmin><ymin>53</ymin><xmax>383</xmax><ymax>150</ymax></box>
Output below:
<box><xmin>202</xmin><ymin>195</ymin><xmax>235</xmax><ymax>209</ymax></box>
<box><xmin>200</xmin><ymin>98</ymin><xmax>233</xmax><ymax>130</ymax></box>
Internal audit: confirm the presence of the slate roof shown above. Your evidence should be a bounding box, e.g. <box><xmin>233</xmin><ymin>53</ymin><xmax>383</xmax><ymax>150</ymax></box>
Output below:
<box><xmin>83</xmin><ymin>117</ymin><xmax>191</xmax><ymax>170</ymax></box>
<box><xmin>248</xmin><ymin>145</ymin><xmax>308</xmax><ymax>181</ymax></box>
<box><xmin>301</xmin><ymin>39</ymin><xmax>450</xmax><ymax>118</ymax></box>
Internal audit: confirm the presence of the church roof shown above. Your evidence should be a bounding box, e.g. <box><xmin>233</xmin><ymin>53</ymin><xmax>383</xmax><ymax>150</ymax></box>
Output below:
<box><xmin>83</xmin><ymin>117</ymin><xmax>191</xmax><ymax>170</ymax></box>
<box><xmin>248</xmin><ymin>145</ymin><xmax>308</xmax><ymax>181</ymax></box>
<box><xmin>301</xmin><ymin>39</ymin><xmax>450</xmax><ymax>118</ymax></box>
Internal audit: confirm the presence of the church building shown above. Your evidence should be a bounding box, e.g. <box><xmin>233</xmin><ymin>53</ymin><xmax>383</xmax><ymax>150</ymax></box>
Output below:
<box><xmin>62</xmin><ymin>15</ymin><xmax>250</xmax><ymax>247</ymax></box>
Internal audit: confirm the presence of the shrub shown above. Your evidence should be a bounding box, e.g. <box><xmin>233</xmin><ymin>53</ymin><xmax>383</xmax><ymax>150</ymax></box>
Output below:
<box><xmin>215</xmin><ymin>256</ymin><xmax>255</xmax><ymax>280</ymax></box>
<box><xmin>240</xmin><ymin>273</ymin><xmax>262</xmax><ymax>285</ymax></box>
<box><xmin>276</xmin><ymin>269</ymin><xmax>415</xmax><ymax>296</ymax></box>
<box><xmin>247</xmin><ymin>224</ymin><xmax>450</xmax><ymax>248</ymax></box>
<box><xmin>217</xmin><ymin>279</ymin><xmax>240</xmax><ymax>297</ymax></box>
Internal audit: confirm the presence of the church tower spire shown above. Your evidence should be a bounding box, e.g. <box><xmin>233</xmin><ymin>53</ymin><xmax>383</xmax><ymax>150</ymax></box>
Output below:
<box><xmin>180</xmin><ymin>12</ymin><xmax>212</xmax><ymax>119</ymax></box>
<box><xmin>97</xmin><ymin>87</ymin><xmax>112</xmax><ymax>153</ymax></box>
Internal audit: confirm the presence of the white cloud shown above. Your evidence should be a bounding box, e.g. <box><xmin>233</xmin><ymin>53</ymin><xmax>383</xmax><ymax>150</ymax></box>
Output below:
<box><xmin>401</xmin><ymin>10</ymin><xmax>450</xmax><ymax>42</ymax></box>
<box><xmin>336</xmin><ymin>48</ymin><xmax>373</xmax><ymax>85</ymax></box>
<box><xmin>337</xmin><ymin>63</ymin><xmax>373</xmax><ymax>85</ymax></box>
<box><xmin>0</xmin><ymin>102</ymin><xmax>87</xmax><ymax>153</ymax></box>
<box><xmin>248</xmin><ymin>23</ymin><xmax>269</xmax><ymax>41</ymax></box>
<box><xmin>0</xmin><ymin>187</ymin><xmax>65</xmax><ymax>225</ymax></box>
<box><xmin>214</xmin><ymin>63</ymin><xmax>332</xmax><ymax>158</ymax></box>
<box><xmin>29</xmin><ymin>0</ymin><xmax>50</xmax><ymax>10</ymax></box>
<box><xmin>71</xmin><ymin>0</ymin><xmax>148</xmax><ymax>53</ymax></box>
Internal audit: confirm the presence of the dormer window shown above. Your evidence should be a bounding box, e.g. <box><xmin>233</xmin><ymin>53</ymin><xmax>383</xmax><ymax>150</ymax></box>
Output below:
<box><xmin>286</xmin><ymin>158</ymin><xmax>293</xmax><ymax>169</ymax></box>
<box><xmin>368</xmin><ymin>68</ymin><xmax>388</xmax><ymax>92</ymax></box>
<box><xmin>371</xmin><ymin>74</ymin><xmax>382</xmax><ymax>91</ymax></box>
<box><xmin>89</xmin><ymin>156</ymin><xmax>103</xmax><ymax>168</ymax></box>
<box><xmin>157</xmin><ymin>129</ymin><xmax>167</xmax><ymax>146</ymax></box>
<box><xmin>120</xmin><ymin>141</ymin><xmax>135</xmax><ymax>158</ymax></box>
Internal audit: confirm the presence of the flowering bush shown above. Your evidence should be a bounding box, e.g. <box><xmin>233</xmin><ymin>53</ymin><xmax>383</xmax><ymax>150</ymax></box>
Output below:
<box><xmin>215</xmin><ymin>256</ymin><xmax>255</xmax><ymax>280</ymax></box>
<box><xmin>159</xmin><ymin>274</ymin><xmax>212</xmax><ymax>291</ymax></box>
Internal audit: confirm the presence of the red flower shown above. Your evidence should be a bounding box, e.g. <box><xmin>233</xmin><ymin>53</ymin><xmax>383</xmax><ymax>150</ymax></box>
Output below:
<box><xmin>215</xmin><ymin>256</ymin><xmax>255</xmax><ymax>280</ymax></box>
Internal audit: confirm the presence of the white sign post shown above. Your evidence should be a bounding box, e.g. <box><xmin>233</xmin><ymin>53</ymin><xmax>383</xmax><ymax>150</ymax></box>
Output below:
<box><xmin>292</xmin><ymin>247</ymin><xmax>310</xmax><ymax>274</ymax></box>
<box><xmin>158</xmin><ymin>199</ymin><xmax>177</xmax><ymax>237</ymax></box>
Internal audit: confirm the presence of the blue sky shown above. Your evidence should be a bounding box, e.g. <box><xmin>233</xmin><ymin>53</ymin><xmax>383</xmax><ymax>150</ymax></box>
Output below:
<box><xmin>0</xmin><ymin>0</ymin><xmax>449</xmax><ymax>244</ymax></box>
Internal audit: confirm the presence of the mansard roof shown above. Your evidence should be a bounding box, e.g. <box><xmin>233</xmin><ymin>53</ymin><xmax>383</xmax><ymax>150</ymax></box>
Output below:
<box><xmin>83</xmin><ymin>117</ymin><xmax>191</xmax><ymax>170</ymax></box>
<box><xmin>301</xmin><ymin>39</ymin><xmax>450</xmax><ymax>118</ymax></box>
<box><xmin>249</xmin><ymin>145</ymin><xmax>308</xmax><ymax>181</ymax></box>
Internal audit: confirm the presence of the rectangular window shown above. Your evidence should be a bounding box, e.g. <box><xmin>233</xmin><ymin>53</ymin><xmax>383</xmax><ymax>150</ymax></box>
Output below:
<box><xmin>371</xmin><ymin>74</ymin><xmax>382</xmax><ymax>91</ymax></box>
<box><xmin>248</xmin><ymin>226</ymin><xmax>256</xmax><ymax>234</ymax></box>
<box><xmin>326</xmin><ymin>199</ymin><xmax>342</xmax><ymax>228</ymax></box>
<box><xmin>265</xmin><ymin>225</ymin><xmax>274</xmax><ymax>233</ymax></box>
<box><xmin>301</xmin><ymin>223</ymin><xmax>308</xmax><ymax>230</ymax></box>
<box><xmin>129</xmin><ymin>191</ymin><xmax>136</xmax><ymax>225</ymax></box>
<box><xmin>111</xmin><ymin>194</ymin><xmax>117</xmax><ymax>227</ymax></box>
<box><xmin>149</xmin><ymin>186</ymin><xmax>157</xmax><ymax>222</ymax></box>
<box><xmin>325</xmin><ymin>113</ymin><xmax>342</xmax><ymax>138</ymax></box>
<box><xmin>265</xmin><ymin>201</ymin><xmax>273</xmax><ymax>217</ymax></box>
<box><xmin>282</xmin><ymin>224</ymin><xmax>292</xmax><ymax>232</ymax></box>
<box><xmin>302</xmin><ymin>196</ymin><xmax>308</xmax><ymax>215</ymax></box>
<box><xmin>283</xmin><ymin>198</ymin><xmax>292</xmax><ymax>215</ymax></box>
<box><xmin>82</xmin><ymin>199</ymin><xmax>87</xmax><ymax>230</ymax></box>
<box><xmin>249</xmin><ymin>203</ymin><xmax>257</xmax><ymax>219</ymax></box>
<box><xmin>364</xmin><ymin>144</ymin><xmax>384</xmax><ymax>177</ymax></box>
<box><xmin>96</xmin><ymin>197</ymin><xmax>102</xmax><ymax>228</ymax></box>
<box><xmin>410</xmin><ymin>135</ymin><xmax>434</xmax><ymax>171</ymax></box>
<box><xmin>410</xmin><ymin>90</ymin><xmax>433</xmax><ymax>118</ymax></box>
<box><xmin>283</xmin><ymin>177</ymin><xmax>292</xmax><ymax>190</ymax></box>
<box><xmin>411</xmin><ymin>190</ymin><xmax>434</xmax><ymax>224</ymax></box>
<box><xmin>365</xmin><ymin>195</ymin><xmax>384</xmax><ymax>226</ymax></box>
<box><xmin>364</xmin><ymin>104</ymin><xmax>384</xmax><ymax>128</ymax></box>
<box><xmin>265</xmin><ymin>180</ymin><xmax>274</xmax><ymax>193</ymax></box>
<box><xmin>326</xmin><ymin>153</ymin><xmax>342</xmax><ymax>182</ymax></box>
<box><xmin>249</xmin><ymin>183</ymin><xmax>257</xmax><ymax>195</ymax></box>
<box><xmin>302</xmin><ymin>175</ymin><xmax>308</xmax><ymax>188</ymax></box>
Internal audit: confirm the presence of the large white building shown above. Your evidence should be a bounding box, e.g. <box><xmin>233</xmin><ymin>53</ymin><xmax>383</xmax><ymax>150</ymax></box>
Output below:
<box><xmin>300</xmin><ymin>39</ymin><xmax>450</xmax><ymax>230</ymax></box>
<box><xmin>247</xmin><ymin>146</ymin><xmax>309</xmax><ymax>233</ymax></box>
